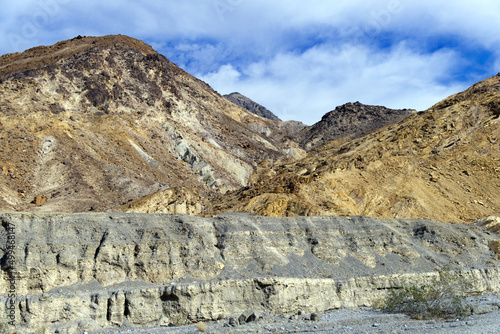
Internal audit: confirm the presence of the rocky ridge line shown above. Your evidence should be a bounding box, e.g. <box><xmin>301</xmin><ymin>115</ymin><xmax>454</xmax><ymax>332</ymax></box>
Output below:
<box><xmin>206</xmin><ymin>74</ymin><xmax>500</xmax><ymax>221</ymax></box>
<box><xmin>224</xmin><ymin>92</ymin><xmax>281</xmax><ymax>121</ymax></box>
<box><xmin>297</xmin><ymin>101</ymin><xmax>415</xmax><ymax>150</ymax></box>
<box><xmin>0</xmin><ymin>35</ymin><xmax>289</xmax><ymax>213</ymax></box>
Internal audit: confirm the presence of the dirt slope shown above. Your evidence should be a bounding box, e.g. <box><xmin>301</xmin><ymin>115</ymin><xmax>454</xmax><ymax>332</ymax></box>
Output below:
<box><xmin>0</xmin><ymin>35</ymin><xmax>287</xmax><ymax>212</ymax></box>
<box><xmin>206</xmin><ymin>74</ymin><xmax>500</xmax><ymax>223</ymax></box>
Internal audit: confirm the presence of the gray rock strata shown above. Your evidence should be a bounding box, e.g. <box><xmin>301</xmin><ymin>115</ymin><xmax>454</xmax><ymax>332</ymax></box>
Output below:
<box><xmin>0</xmin><ymin>212</ymin><xmax>499</xmax><ymax>333</ymax></box>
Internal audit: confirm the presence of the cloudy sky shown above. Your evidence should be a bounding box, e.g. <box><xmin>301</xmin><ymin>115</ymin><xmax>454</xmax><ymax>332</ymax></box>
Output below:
<box><xmin>1</xmin><ymin>1</ymin><xmax>500</xmax><ymax>124</ymax></box>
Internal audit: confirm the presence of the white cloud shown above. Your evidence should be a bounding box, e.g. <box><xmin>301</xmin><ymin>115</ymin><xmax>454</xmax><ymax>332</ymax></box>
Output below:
<box><xmin>200</xmin><ymin>42</ymin><xmax>465</xmax><ymax>124</ymax></box>
<box><xmin>1</xmin><ymin>1</ymin><xmax>499</xmax><ymax>125</ymax></box>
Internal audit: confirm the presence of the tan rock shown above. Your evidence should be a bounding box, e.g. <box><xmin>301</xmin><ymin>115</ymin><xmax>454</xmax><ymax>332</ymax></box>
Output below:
<box><xmin>476</xmin><ymin>216</ymin><xmax>500</xmax><ymax>234</ymax></box>
<box><xmin>34</xmin><ymin>195</ymin><xmax>47</xmax><ymax>206</ymax></box>
<box><xmin>120</xmin><ymin>187</ymin><xmax>203</xmax><ymax>215</ymax></box>
<box><xmin>476</xmin><ymin>217</ymin><xmax>500</xmax><ymax>259</ymax></box>
<box><xmin>207</xmin><ymin>74</ymin><xmax>500</xmax><ymax>222</ymax></box>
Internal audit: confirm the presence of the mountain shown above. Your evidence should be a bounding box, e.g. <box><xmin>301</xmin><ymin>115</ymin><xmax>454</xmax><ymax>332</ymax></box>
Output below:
<box><xmin>2</xmin><ymin>34</ymin><xmax>499</xmax><ymax>223</ymax></box>
<box><xmin>206</xmin><ymin>73</ymin><xmax>500</xmax><ymax>222</ymax></box>
<box><xmin>0</xmin><ymin>35</ymin><xmax>288</xmax><ymax>212</ymax></box>
<box><xmin>297</xmin><ymin>102</ymin><xmax>415</xmax><ymax>150</ymax></box>
<box><xmin>224</xmin><ymin>92</ymin><xmax>281</xmax><ymax>121</ymax></box>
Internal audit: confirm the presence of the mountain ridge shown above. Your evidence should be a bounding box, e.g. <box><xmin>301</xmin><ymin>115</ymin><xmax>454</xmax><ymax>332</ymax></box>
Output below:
<box><xmin>0</xmin><ymin>34</ymin><xmax>157</xmax><ymax>78</ymax></box>
<box><xmin>1</xmin><ymin>34</ymin><xmax>499</xmax><ymax>224</ymax></box>
<box><xmin>224</xmin><ymin>92</ymin><xmax>282</xmax><ymax>121</ymax></box>
<box><xmin>206</xmin><ymin>73</ymin><xmax>500</xmax><ymax>222</ymax></box>
<box><xmin>297</xmin><ymin>101</ymin><xmax>415</xmax><ymax>150</ymax></box>
<box><xmin>0</xmin><ymin>35</ymin><xmax>288</xmax><ymax>212</ymax></box>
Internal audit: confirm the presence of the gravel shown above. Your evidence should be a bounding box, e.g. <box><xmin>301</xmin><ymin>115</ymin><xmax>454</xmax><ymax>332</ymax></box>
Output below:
<box><xmin>88</xmin><ymin>295</ymin><xmax>500</xmax><ymax>334</ymax></box>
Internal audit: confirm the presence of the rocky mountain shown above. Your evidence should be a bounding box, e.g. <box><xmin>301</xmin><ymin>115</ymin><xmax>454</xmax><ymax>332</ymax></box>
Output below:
<box><xmin>206</xmin><ymin>74</ymin><xmax>500</xmax><ymax>223</ymax></box>
<box><xmin>0</xmin><ymin>35</ymin><xmax>288</xmax><ymax>212</ymax></box>
<box><xmin>224</xmin><ymin>92</ymin><xmax>281</xmax><ymax>121</ymax></box>
<box><xmin>1</xmin><ymin>34</ymin><xmax>500</xmax><ymax>224</ymax></box>
<box><xmin>2</xmin><ymin>35</ymin><xmax>500</xmax><ymax>334</ymax></box>
<box><xmin>297</xmin><ymin>102</ymin><xmax>415</xmax><ymax>150</ymax></box>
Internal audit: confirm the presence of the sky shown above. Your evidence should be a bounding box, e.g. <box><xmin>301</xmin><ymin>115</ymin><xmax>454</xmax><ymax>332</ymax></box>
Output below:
<box><xmin>1</xmin><ymin>1</ymin><xmax>500</xmax><ymax>125</ymax></box>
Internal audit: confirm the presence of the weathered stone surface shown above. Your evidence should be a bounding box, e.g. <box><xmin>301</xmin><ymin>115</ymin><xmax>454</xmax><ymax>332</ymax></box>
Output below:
<box><xmin>476</xmin><ymin>216</ymin><xmax>500</xmax><ymax>259</ymax></box>
<box><xmin>472</xmin><ymin>303</ymin><xmax>500</xmax><ymax>315</ymax></box>
<box><xmin>476</xmin><ymin>216</ymin><xmax>500</xmax><ymax>234</ymax></box>
<box><xmin>120</xmin><ymin>187</ymin><xmax>203</xmax><ymax>215</ymax></box>
<box><xmin>0</xmin><ymin>212</ymin><xmax>499</xmax><ymax>332</ymax></box>
<box><xmin>225</xmin><ymin>92</ymin><xmax>281</xmax><ymax>121</ymax></box>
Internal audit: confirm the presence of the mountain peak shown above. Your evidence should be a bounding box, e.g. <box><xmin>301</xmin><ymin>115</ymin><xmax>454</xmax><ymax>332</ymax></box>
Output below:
<box><xmin>299</xmin><ymin>102</ymin><xmax>415</xmax><ymax>150</ymax></box>
<box><xmin>0</xmin><ymin>35</ymin><xmax>285</xmax><ymax>212</ymax></box>
<box><xmin>206</xmin><ymin>74</ymin><xmax>500</xmax><ymax>221</ymax></box>
<box><xmin>224</xmin><ymin>92</ymin><xmax>282</xmax><ymax>121</ymax></box>
<box><xmin>0</xmin><ymin>34</ymin><xmax>157</xmax><ymax>78</ymax></box>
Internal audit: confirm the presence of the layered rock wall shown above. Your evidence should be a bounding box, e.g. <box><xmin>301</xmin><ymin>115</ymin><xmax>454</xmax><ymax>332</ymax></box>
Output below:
<box><xmin>1</xmin><ymin>213</ymin><xmax>499</xmax><ymax>332</ymax></box>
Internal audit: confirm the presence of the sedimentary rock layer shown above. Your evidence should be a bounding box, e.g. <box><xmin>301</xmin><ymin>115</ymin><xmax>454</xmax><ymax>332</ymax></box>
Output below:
<box><xmin>0</xmin><ymin>212</ymin><xmax>499</xmax><ymax>332</ymax></box>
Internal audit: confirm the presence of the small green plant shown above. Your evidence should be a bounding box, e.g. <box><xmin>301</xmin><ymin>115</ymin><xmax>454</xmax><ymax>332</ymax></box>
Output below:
<box><xmin>377</xmin><ymin>265</ymin><xmax>477</xmax><ymax>319</ymax></box>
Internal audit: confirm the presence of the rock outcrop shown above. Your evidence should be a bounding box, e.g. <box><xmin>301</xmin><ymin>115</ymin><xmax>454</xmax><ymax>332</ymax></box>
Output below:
<box><xmin>1</xmin><ymin>212</ymin><xmax>499</xmax><ymax>332</ymax></box>
<box><xmin>476</xmin><ymin>216</ymin><xmax>500</xmax><ymax>260</ymax></box>
<box><xmin>0</xmin><ymin>35</ymin><xmax>287</xmax><ymax>213</ymax></box>
<box><xmin>207</xmin><ymin>74</ymin><xmax>500</xmax><ymax>222</ymax></box>
<box><xmin>120</xmin><ymin>187</ymin><xmax>203</xmax><ymax>215</ymax></box>
<box><xmin>223</xmin><ymin>92</ymin><xmax>308</xmax><ymax>160</ymax></box>
<box><xmin>225</xmin><ymin>92</ymin><xmax>281</xmax><ymax>121</ymax></box>
<box><xmin>297</xmin><ymin>102</ymin><xmax>415</xmax><ymax>150</ymax></box>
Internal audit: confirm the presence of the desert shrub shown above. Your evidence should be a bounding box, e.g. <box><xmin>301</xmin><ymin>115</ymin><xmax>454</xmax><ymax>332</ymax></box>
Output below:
<box><xmin>378</xmin><ymin>265</ymin><xmax>477</xmax><ymax>319</ymax></box>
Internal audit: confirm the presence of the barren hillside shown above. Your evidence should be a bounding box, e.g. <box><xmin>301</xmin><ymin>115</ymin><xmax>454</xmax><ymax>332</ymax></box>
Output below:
<box><xmin>0</xmin><ymin>35</ymin><xmax>288</xmax><ymax>212</ymax></box>
<box><xmin>224</xmin><ymin>92</ymin><xmax>281</xmax><ymax>121</ymax></box>
<box><xmin>206</xmin><ymin>74</ymin><xmax>500</xmax><ymax>222</ymax></box>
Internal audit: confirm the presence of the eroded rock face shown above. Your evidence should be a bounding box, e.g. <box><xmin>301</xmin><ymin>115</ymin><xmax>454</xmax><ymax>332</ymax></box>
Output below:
<box><xmin>0</xmin><ymin>212</ymin><xmax>499</xmax><ymax>332</ymax></box>
<box><xmin>476</xmin><ymin>216</ymin><xmax>500</xmax><ymax>259</ymax></box>
<box><xmin>0</xmin><ymin>35</ymin><xmax>285</xmax><ymax>212</ymax></box>
<box><xmin>120</xmin><ymin>187</ymin><xmax>203</xmax><ymax>215</ymax></box>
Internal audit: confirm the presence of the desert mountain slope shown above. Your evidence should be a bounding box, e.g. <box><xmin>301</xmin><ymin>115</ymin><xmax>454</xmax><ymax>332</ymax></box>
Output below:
<box><xmin>0</xmin><ymin>35</ymin><xmax>287</xmax><ymax>212</ymax></box>
<box><xmin>297</xmin><ymin>102</ymin><xmax>415</xmax><ymax>150</ymax></box>
<box><xmin>225</xmin><ymin>92</ymin><xmax>281</xmax><ymax>121</ymax></box>
<box><xmin>206</xmin><ymin>74</ymin><xmax>500</xmax><ymax>222</ymax></box>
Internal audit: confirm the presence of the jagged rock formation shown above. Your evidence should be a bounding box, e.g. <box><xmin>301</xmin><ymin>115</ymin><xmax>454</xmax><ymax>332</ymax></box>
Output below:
<box><xmin>207</xmin><ymin>74</ymin><xmax>500</xmax><ymax>222</ymax></box>
<box><xmin>0</xmin><ymin>35</ymin><xmax>288</xmax><ymax>212</ymax></box>
<box><xmin>0</xmin><ymin>212</ymin><xmax>499</xmax><ymax>332</ymax></box>
<box><xmin>225</xmin><ymin>92</ymin><xmax>281</xmax><ymax>121</ymax></box>
<box><xmin>297</xmin><ymin>102</ymin><xmax>415</xmax><ymax>150</ymax></box>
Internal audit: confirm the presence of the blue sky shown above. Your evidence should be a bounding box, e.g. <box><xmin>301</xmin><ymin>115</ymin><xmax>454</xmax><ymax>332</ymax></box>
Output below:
<box><xmin>1</xmin><ymin>0</ymin><xmax>500</xmax><ymax>124</ymax></box>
